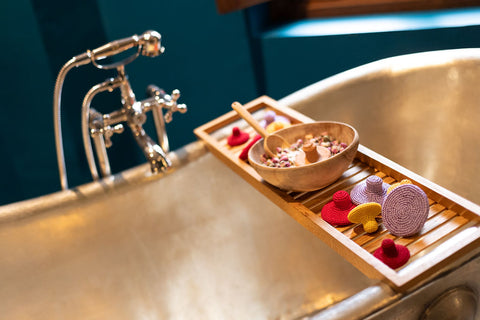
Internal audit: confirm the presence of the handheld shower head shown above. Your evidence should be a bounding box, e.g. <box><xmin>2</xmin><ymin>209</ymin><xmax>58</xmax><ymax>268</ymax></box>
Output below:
<box><xmin>70</xmin><ymin>30</ymin><xmax>165</xmax><ymax>70</ymax></box>
<box><xmin>140</xmin><ymin>30</ymin><xmax>165</xmax><ymax>57</ymax></box>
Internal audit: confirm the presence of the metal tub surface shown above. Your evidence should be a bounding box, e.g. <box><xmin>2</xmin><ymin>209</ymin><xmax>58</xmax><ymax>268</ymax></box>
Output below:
<box><xmin>2</xmin><ymin>48</ymin><xmax>480</xmax><ymax>319</ymax></box>
<box><xmin>0</xmin><ymin>143</ymin><xmax>373</xmax><ymax>320</ymax></box>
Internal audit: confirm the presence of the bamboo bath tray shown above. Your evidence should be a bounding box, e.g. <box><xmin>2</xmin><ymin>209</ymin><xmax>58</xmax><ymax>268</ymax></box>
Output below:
<box><xmin>194</xmin><ymin>96</ymin><xmax>480</xmax><ymax>291</ymax></box>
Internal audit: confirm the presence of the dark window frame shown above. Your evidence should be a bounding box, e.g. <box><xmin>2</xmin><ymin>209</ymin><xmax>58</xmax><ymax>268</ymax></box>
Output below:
<box><xmin>216</xmin><ymin>0</ymin><xmax>480</xmax><ymax>19</ymax></box>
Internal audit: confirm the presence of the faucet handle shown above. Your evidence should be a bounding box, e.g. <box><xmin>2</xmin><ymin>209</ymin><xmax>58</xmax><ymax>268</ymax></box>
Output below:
<box><xmin>91</xmin><ymin>124</ymin><xmax>124</xmax><ymax>148</ymax></box>
<box><xmin>164</xmin><ymin>89</ymin><xmax>187</xmax><ymax>123</ymax></box>
<box><xmin>104</xmin><ymin>124</ymin><xmax>124</xmax><ymax>147</ymax></box>
<box><xmin>145</xmin><ymin>85</ymin><xmax>187</xmax><ymax>123</ymax></box>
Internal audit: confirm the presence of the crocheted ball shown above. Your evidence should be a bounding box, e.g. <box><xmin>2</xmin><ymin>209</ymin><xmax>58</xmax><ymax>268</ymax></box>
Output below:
<box><xmin>382</xmin><ymin>184</ymin><xmax>429</xmax><ymax>237</ymax></box>
<box><xmin>260</xmin><ymin>111</ymin><xmax>291</xmax><ymax>128</ymax></box>
<box><xmin>227</xmin><ymin>127</ymin><xmax>249</xmax><ymax>146</ymax></box>
<box><xmin>347</xmin><ymin>202</ymin><xmax>381</xmax><ymax>233</ymax></box>
<box><xmin>321</xmin><ymin>190</ymin><xmax>356</xmax><ymax>226</ymax></box>
<box><xmin>239</xmin><ymin>134</ymin><xmax>262</xmax><ymax>160</ymax></box>
<box><xmin>373</xmin><ymin>238</ymin><xmax>410</xmax><ymax>269</ymax></box>
<box><xmin>266</xmin><ymin>121</ymin><xmax>291</xmax><ymax>134</ymax></box>
<box><xmin>387</xmin><ymin>179</ymin><xmax>412</xmax><ymax>194</ymax></box>
<box><xmin>350</xmin><ymin>175</ymin><xmax>390</xmax><ymax>205</ymax></box>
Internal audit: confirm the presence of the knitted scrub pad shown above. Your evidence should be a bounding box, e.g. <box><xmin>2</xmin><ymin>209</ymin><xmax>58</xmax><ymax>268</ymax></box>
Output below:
<box><xmin>373</xmin><ymin>238</ymin><xmax>410</xmax><ymax>269</ymax></box>
<box><xmin>321</xmin><ymin>190</ymin><xmax>356</xmax><ymax>226</ymax></box>
<box><xmin>350</xmin><ymin>175</ymin><xmax>390</xmax><ymax>205</ymax></box>
<box><xmin>382</xmin><ymin>184</ymin><xmax>429</xmax><ymax>237</ymax></box>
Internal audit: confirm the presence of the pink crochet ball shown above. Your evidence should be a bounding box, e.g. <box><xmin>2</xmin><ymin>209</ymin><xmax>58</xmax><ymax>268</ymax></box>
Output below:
<box><xmin>382</xmin><ymin>184</ymin><xmax>429</xmax><ymax>237</ymax></box>
<box><xmin>350</xmin><ymin>175</ymin><xmax>390</xmax><ymax>205</ymax></box>
<box><xmin>321</xmin><ymin>190</ymin><xmax>356</xmax><ymax>226</ymax></box>
<box><xmin>373</xmin><ymin>238</ymin><xmax>410</xmax><ymax>269</ymax></box>
<box><xmin>227</xmin><ymin>127</ymin><xmax>249</xmax><ymax>146</ymax></box>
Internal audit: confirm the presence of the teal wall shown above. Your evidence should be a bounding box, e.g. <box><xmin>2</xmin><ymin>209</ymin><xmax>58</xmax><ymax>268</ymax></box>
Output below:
<box><xmin>1</xmin><ymin>0</ymin><xmax>57</xmax><ymax>203</ymax></box>
<box><xmin>1</xmin><ymin>0</ymin><xmax>257</xmax><ymax>204</ymax></box>
<box><xmin>1</xmin><ymin>2</ymin><xmax>480</xmax><ymax>205</ymax></box>
<box><xmin>248</xmin><ymin>7</ymin><xmax>480</xmax><ymax>99</ymax></box>
<box><xmin>262</xmin><ymin>22</ymin><xmax>480</xmax><ymax>98</ymax></box>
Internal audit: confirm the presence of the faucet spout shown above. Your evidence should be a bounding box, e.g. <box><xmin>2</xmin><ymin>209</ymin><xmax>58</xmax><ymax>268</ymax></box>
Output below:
<box><xmin>129</xmin><ymin>124</ymin><xmax>171</xmax><ymax>172</ymax></box>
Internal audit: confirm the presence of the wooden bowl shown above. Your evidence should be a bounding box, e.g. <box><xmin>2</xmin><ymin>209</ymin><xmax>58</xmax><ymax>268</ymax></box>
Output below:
<box><xmin>248</xmin><ymin>121</ymin><xmax>359</xmax><ymax>191</ymax></box>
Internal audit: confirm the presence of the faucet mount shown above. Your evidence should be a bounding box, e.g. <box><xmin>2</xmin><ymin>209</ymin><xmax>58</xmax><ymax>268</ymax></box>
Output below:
<box><xmin>53</xmin><ymin>31</ymin><xmax>187</xmax><ymax>190</ymax></box>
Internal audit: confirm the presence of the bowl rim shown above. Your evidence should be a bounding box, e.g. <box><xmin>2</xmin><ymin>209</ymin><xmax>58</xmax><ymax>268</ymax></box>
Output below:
<box><xmin>248</xmin><ymin>121</ymin><xmax>359</xmax><ymax>172</ymax></box>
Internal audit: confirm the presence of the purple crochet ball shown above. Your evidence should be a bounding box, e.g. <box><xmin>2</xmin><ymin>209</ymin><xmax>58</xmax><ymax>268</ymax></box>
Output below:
<box><xmin>350</xmin><ymin>175</ymin><xmax>389</xmax><ymax>205</ymax></box>
<box><xmin>274</xmin><ymin>115</ymin><xmax>291</xmax><ymax>124</ymax></box>
<box><xmin>382</xmin><ymin>184</ymin><xmax>429</xmax><ymax>237</ymax></box>
<box><xmin>260</xmin><ymin>110</ymin><xmax>276</xmax><ymax>128</ymax></box>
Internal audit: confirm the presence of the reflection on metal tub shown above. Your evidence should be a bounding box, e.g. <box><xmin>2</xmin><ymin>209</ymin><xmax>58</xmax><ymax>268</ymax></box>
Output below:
<box><xmin>0</xmin><ymin>141</ymin><xmax>374</xmax><ymax>319</ymax></box>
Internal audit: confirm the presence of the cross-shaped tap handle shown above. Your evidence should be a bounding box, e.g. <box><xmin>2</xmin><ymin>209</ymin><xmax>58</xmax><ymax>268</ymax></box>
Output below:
<box><xmin>164</xmin><ymin>89</ymin><xmax>187</xmax><ymax>123</ymax></box>
<box><xmin>91</xmin><ymin>124</ymin><xmax>124</xmax><ymax>148</ymax></box>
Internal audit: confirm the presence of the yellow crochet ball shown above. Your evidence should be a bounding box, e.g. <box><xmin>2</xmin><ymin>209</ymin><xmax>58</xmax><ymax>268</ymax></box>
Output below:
<box><xmin>266</xmin><ymin>121</ymin><xmax>291</xmax><ymax>133</ymax></box>
<box><xmin>387</xmin><ymin>179</ymin><xmax>412</xmax><ymax>194</ymax></box>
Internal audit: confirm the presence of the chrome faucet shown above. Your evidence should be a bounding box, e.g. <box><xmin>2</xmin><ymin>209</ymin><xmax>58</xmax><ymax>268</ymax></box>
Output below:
<box><xmin>53</xmin><ymin>31</ymin><xmax>186</xmax><ymax>190</ymax></box>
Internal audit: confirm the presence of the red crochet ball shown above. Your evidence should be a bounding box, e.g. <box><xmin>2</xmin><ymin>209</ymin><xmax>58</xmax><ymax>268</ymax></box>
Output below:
<box><xmin>239</xmin><ymin>134</ymin><xmax>262</xmax><ymax>160</ymax></box>
<box><xmin>373</xmin><ymin>238</ymin><xmax>410</xmax><ymax>269</ymax></box>
<box><xmin>321</xmin><ymin>190</ymin><xmax>356</xmax><ymax>226</ymax></box>
<box><xmin>227</xmin><ymin>127</ymin><xmax>249</xmax><ymax>146</ymax></box>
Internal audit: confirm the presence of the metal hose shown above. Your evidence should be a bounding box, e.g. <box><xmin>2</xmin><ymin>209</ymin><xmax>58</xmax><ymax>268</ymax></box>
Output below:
<box><xmin>53</xmin><ymin>54</ymin><xmax>91</xmax><ymax>190</ymax></box>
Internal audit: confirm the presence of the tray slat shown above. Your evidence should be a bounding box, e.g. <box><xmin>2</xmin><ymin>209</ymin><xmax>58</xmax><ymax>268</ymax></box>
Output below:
<box><xmin>194</xmin><ymin>95</ymin><xmax>480</xmax><ymax>291</ymax></box>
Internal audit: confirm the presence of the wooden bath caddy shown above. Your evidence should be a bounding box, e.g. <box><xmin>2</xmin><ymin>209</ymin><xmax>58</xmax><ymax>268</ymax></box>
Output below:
<box><xmin>194</xmin><ymin>96</ymin><xmax>480</xmax><ymax>291</ymax></box>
